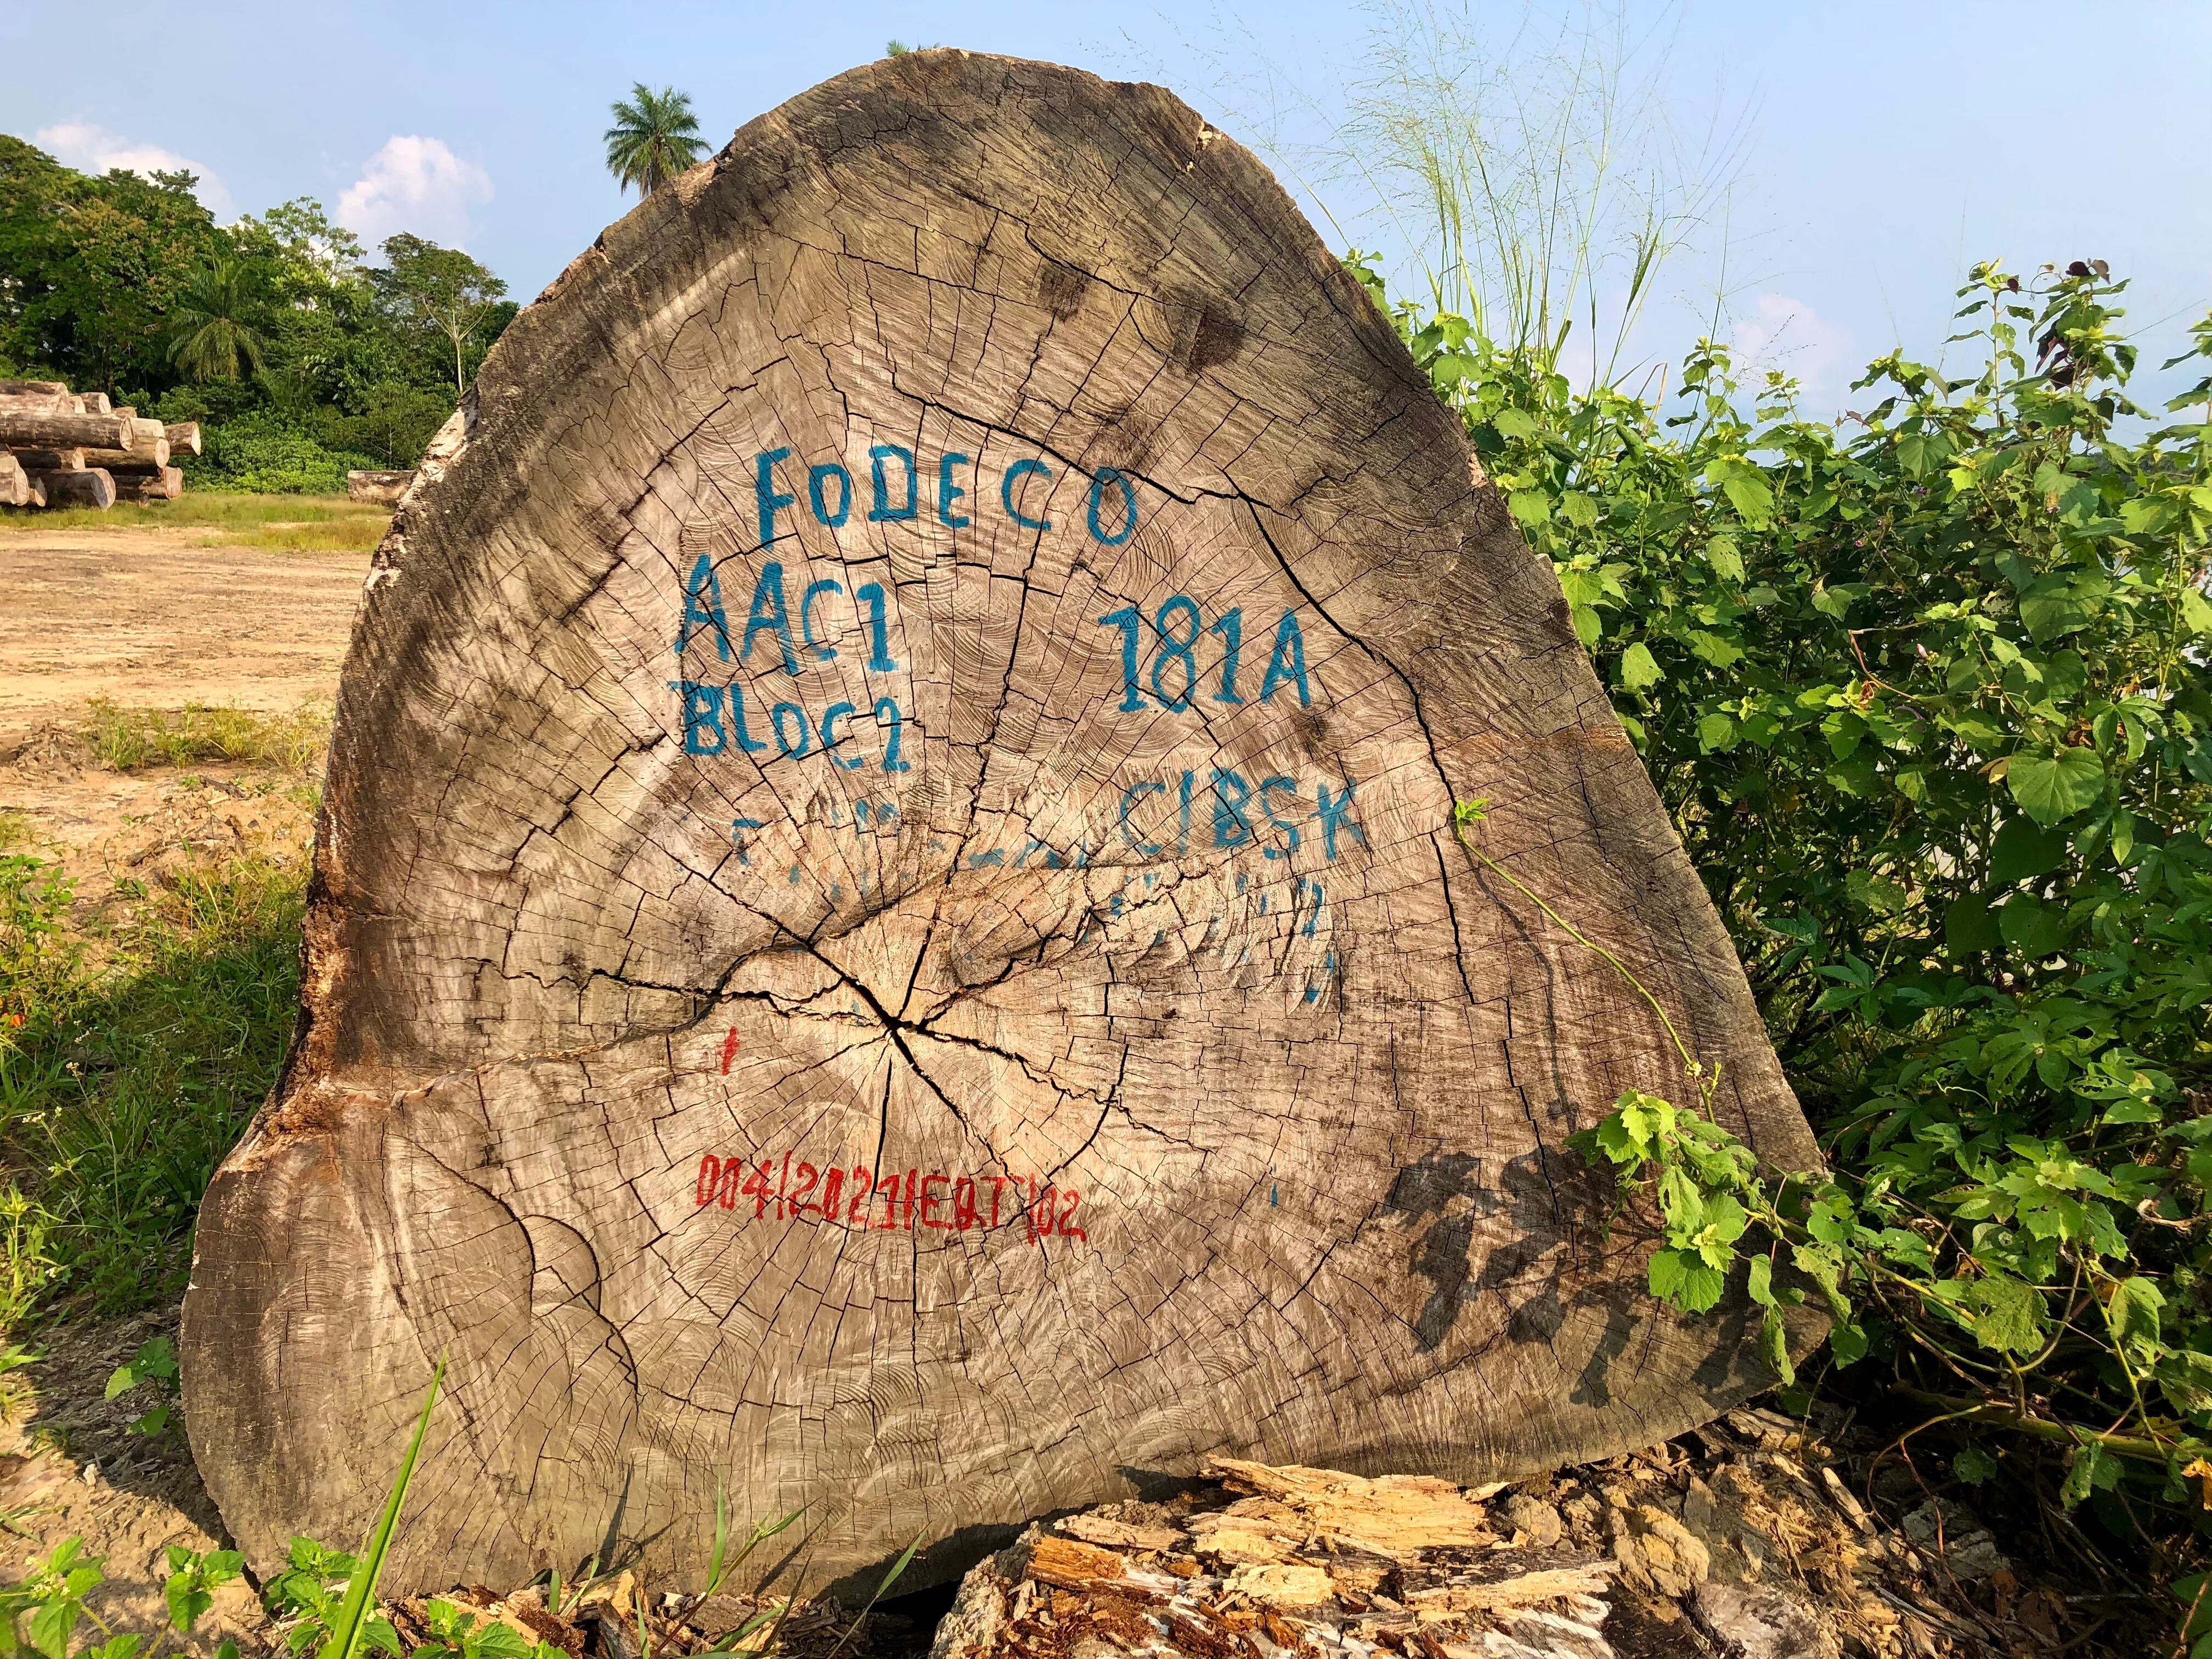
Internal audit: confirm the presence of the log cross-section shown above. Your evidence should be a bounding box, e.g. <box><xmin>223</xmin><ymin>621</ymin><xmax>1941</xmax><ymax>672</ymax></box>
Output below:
<box><xmin>181</xmin><ymin>50</ymin><xmax>1819</xmax><ymax>1598</ymax></box>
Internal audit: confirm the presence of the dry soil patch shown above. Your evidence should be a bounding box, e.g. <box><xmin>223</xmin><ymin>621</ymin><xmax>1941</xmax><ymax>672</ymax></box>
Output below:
<box><xmin>0</xmin><ymin>526</ymin><xmax>367</xmax><ymax>751</ymax></box>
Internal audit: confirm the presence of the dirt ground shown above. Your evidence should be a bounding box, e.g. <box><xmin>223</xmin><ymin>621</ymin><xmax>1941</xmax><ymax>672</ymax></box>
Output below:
<box><xmin>0</xmin><ymin>528</ymin><xmax>363</xmax><ymax>918</ymax></box>
<box><xmin>0</xmin><ymin>528</ymin><xmax>366</xmax><ymax>749</ymax></box>
<box><xmin>0</xmin><ymin>524</ymin><xmax>365</xmax><ymax>1649</ymax></box>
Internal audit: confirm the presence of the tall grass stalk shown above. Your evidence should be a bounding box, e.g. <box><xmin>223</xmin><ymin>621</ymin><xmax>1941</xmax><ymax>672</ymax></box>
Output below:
<box><xmin>1165</xmin><ymin>1</ymin><xmax>1746</xmax><ymax>386</ymax></box>
<box><xmin>1342</xmin><ymin>1</ymin><xmax>1747</xmax><ymax>382</ymax></box>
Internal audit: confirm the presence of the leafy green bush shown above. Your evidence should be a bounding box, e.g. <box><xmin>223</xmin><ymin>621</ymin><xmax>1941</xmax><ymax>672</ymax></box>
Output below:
<box><xmin>183</xmin><ymin>409</ymin><xmax>381</xmax><ymax>495</ymax></box>
<box><xmin>1359</xmin><ymin>253</ymin><xmax>2212</xmax><ymax>1554</ymax></box>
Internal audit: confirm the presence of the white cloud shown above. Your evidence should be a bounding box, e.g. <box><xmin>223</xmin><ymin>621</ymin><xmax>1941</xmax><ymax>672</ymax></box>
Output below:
<box><xmin>1731</xmin><ymin>294</ymin><xmax>1853</xmax><ymax>408</ymax></box>
<box><xmin>33</xmin><ymin>121</ymin><xmax>235</xmax><ymax>219</ymax></box>
<box><xmin>336</xmin><ymin>136</ymin><xmax>492</xmax><ymax>250</ymax></box>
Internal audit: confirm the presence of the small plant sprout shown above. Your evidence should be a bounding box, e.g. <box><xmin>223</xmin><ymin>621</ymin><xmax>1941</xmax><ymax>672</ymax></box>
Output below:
<box><xmin>104</xmin><ymin>1336</ymin><xmax>179</xmax><ymax>1438</ymax></box>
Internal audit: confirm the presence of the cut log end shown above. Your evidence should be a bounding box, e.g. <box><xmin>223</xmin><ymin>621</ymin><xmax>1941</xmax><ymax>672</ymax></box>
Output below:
<box><xmin>180</xmin><ymin>50</ymin><xmax>1817</xmax><ymax>1597</ymax></box>
<box><xmin>112</xmin><ymin>466</ymin><xmax>183</xmax><ymax>503</ymax></box>
<box><xmin>30</xmin><ymin>468</ymin><xmax>116</xmax><ymax>509</ymax></box>
<box><xmin>346</xmin><ymin>469</ymin><xmax>414</xmax><ymax>506</ymax></box>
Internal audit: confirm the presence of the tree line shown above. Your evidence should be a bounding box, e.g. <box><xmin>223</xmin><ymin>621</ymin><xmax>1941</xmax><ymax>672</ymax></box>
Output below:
<box><xmin>0</xmin><ymin>82</ymin><xmax>716</xmax><ymax>495</ymax></box>
<box><xmin>0</xmin><ymin>135</ymin><xmax>517</xmax><ymax>492</ymax></box>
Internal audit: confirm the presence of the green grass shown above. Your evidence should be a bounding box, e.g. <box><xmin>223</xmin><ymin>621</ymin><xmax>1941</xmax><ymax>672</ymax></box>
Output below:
<box><xmin>0</xmin><ymin>491</ymin><xmax>390</xmax><ymax>552</ymax></box>
<box><xmin>0</xmin><ymin>849</ymin><xmax>306</xmax><ymax>1327</ymax></box>
<box><xmin>84</xmin><ymin>697</ymin><xmax>331</xmax><ymax>772</ymax></box>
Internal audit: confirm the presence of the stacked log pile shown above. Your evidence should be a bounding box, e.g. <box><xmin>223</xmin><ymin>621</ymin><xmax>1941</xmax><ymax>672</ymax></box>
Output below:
<box><xmin>0</xmin><ymin>378</ymin><xmax>194</xmax><ymax>509</ymax></box>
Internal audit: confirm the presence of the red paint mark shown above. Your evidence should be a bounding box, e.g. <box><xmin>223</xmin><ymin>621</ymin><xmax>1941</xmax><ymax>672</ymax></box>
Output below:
<box><xmin>719</xmin><ymin>1029</ymin><xmax>741</xmax><ymax>1074</ymax></box>
<box><xmin>691</xmin><ymin>1151</ymin><xmax>1086</xmax><ymax>1243</ymax></box>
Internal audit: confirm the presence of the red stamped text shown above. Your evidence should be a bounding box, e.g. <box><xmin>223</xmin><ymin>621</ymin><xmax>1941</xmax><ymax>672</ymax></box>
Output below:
<box><xmin>692</xmin><ymin>1154</ymin><xmax>1085</xmax><ymax>1244</ymax></box>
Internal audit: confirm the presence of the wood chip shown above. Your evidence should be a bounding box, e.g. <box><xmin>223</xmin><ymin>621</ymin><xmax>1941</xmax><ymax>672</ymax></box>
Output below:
<box><xmin>1401</xmin><ymin>1550</ymin><xmax>1616</xmax><ymax>1616</ymax></box>
<box><xmin>1223</xmin><ymin>1564</ymin><xmax>1335</xmax><ymax>1609</ymax></box>
<box><xmin>1025</xmin><ymin>1535</ymin><xmax>1131</xmax><ymax>1590</ymax></box>
<box><xmin>1062</xmin><ymin>1514</ymin><xmax>1186</xmax><ymax>1553</ymax></box>
<box><xmin>1201</xmin><ymin>1459</ymin><xmax>1492</xmax><ymax>1558</ymax></box>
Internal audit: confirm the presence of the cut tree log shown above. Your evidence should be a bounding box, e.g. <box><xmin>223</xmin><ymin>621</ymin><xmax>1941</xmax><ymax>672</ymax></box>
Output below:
<box><xmin>346</xmin><ymin>468</ymin><xmax>413</xmax><ymax>505</ymax></box>
<box><xmin>182</xmin><ymin>50</ymin><xmax>1820</xmax><ymax>1598</ymax></box>
<box><xmin>8</xmin><ymin>449</ymin><xmax>87</xmax><ymax>471</ymax></box>
<box><xmin>0</xmin><ymin>382</ymin><xmax>76</xmax><ymax>417</ymax></box>
<box><xmin>30</xmin><ymin>468</ymin><xmax>115</xmax><ymax>509</ymax></box>
<box><xmin>165</xmin><ymin>420</ymin><xmax>204</xmax><ymax>456</ymax></box>
<box><xmin>0</xmin><ymin>410</ymin><xmax>133</xmax><ymax>451</ymax></box>
<box><xmin>112</xmin><ymin>466</ymin><xmax>182</xmax><ymax>502</ymax></box>
<box><xmin>78</xmin><ymin>438</ymin><xmax>169</xmax><ymax>470</ymax></box>
<box><xmin>77</xmin><ymin>391</ymin><xmax>113</xmax><ymax>415</ymax></box>
<box><xmin>0</xmin><ymin>453</ymin><xmax>27</xmax><ymax>508</ymax></box>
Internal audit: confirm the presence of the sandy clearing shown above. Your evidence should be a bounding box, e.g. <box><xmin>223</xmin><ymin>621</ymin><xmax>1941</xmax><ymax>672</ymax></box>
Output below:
<box><xmin>0</xmin><ymin>527</ymin><xmax>369</xmax><ymax>747</ymax></box>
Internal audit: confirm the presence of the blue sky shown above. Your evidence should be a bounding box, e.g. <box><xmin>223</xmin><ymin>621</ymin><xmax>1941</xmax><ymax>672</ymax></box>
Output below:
<box><xmin>5</xmin><ymin>1</ymin><xmax>2207</xmax><ymax>413</ymax></box>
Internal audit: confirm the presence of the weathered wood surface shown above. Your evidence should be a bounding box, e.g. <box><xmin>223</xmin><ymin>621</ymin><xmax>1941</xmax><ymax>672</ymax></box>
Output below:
<box><xmin>182</xmin><ymin>50</ymin><xmax>1819</xmax><ymax>1598</ymax></box>
<box><xmin>75</xmin><ymin>439</ymin><xmax>168</xmax><ymax>470</ymax></box>
<box><xmin>0</xmin><ymin>383</ymin><xmax>76</xmax><ymax>418</ymax></box>
<box><xmin>346</xmin><ymin>467</ymin><xmax>415</xmax><ymax>505</ymax></box>
<box><xmin>0</xmin><ymin>452</ymin><xmax>28</xmax><ymax>507</ymax></box>
<box><xmin>165</xmin><ymin>420</ymin><xmax>204</xmax><ymax>457</ymax></box>
<box><xmin>7</xmin><ymin>449</ymin><xmax>87</xmax><ymax>472</ymax></box>
<box><xmin>112</xmin><ymin>465</ymin><xmax>182</xmax><ymax>502</ymax></box>
<box><xmin>932</xmin><ymin>1459</ymin><xmax>1621</xmax><ymax>1659</ymax></box>
<box><xmin>0</xmin><ymin>409</ymin><xmax>132</xmax><ymax>450</ymax></box>
<box><xmin>30</xmin><ymin>467</ymin><xmax>114</xmax><ymax>509</ymax></box>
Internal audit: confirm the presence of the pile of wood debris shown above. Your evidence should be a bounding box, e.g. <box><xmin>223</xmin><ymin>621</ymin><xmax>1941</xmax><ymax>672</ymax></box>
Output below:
<box><xmin>923</xmin><ymin>1414</ymin><xmax>2104</xmax><ymax>1659</ymax></box>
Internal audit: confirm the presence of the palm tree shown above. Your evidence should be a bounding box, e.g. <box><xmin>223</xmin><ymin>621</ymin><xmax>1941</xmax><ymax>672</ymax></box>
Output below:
<box><xmin>605</xmin><ymin>84</ymin><xmax>706</xmax><ymax>198</ymax></box>
<box><xmin>166</xmin><ymin>259</ymin><xmax>269</xmax><ymax>382</ymax></box>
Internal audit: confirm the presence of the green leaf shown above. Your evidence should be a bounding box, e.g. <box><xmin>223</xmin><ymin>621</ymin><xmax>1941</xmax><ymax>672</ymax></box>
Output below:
<box><xmin>1959</xmin><ymin>1276</ymin><xmax>2045</xmax><ymax>1355</ymax></box>
<box><xmin>2019</xmin><ymin>585</ymin><xmax>2094</xmax><ymax>643</ymax></box>
<box><xmin>1746</xmin><ymin>1254</ymin><xmax>1776</xmax><ymax>1308</ymax></box>
<box><xmin>1828</xmin><ymin>1321</ymin><xmax>1870</xmax><ymax>1365</ymax></box>
<box><xmin>1696</xmin><ymin>712</ymin><xmax>1737</xmax><ymax>753</ymax></box>
<box><xmin>1705</xmin><ymin>536</ymin><xmax>1743</xmax><ymax>581</ymax></box>
<box><xmin>2181</xmin><ymin>585</ymin><xmax>2212</xmax><ymax>637</ymax></box>
<box><xmin>2005</xmin><ymin>748</ymin><xmax>2103</xmax><ymax>825</ymax></box>
<box><xmin>1989</xmin><ymin>818</ymin><xmax>2069</xmax><ymax>885</ymax></box>
<box><xmin>1508</xmin><ymin>489</ymin><xmax>1552</xmax><ymax>527</ymax></box>
<box><xmin>1758</xmin><ymin>1307</ymin><xmax>1795</xmax><ymax>1385</ymax></box>
<box><xmin>2106</xmin><ymin>1276</ymin><xmax>2164</xmax><ymax>1369</ymax></box>
<box><xmin>1895</xmin><ymin>430</ymin><xmax>1953</xmax><ymax>477</ymax></box>
<box><xmin>1790</xmin><ymin>1243</ymin><xmax>1852</xmax><ymax>1319</ymax></box>
<box><xmin>2158</xmin><ymin>1348</ymin><xmax>2212</xmax><ymax>1414</ymax></box>
<box><xmin>1953</xmin><ymin>1447</ymin><xmax>1997</xmax><ymax>1485</ymax></box>
<box><xmin>1997</xmin><ymin>895</ymin><xmax>2066</xmax><ymax>960</ymax></box>
<box><xmin>1558</xmin><ymin>491</ymin><xmax>1600</xmax><ymax>528</ymax></box>
<box><xmin>1492</xmin><ymin>408</ymin><xmax>1539</xmax><ymax>441</ymax></box>
<box><xmin>2060</xmin><ymin>1436</ymin><xmax>2120</xmax><ymax>1509</ymax></box>
<box><xmin>1618</xmin><ymin>642</ymin><xmax>1663</xmax><ymax>692</ymax></box>
<box><xmin>319</xmin><ymin>1361</ymin><xmax>443</xmax><ymax>1659</ymax></box>
<box><xmin>1844</xmin><ymin>870</ymin><xmax>1907</xmax><ymax>916</ymax></box>
<box><xmin>1944</xmin><ymin>898</ymin><xmax>2002</xmax><ymax>953</ymax></box>
<box><xmin>1648</xmin><ymin>1246</ymin><xmax>1727</xmax><ymax>1311</ymax></box>
<box><xmin>1688</xmin><ymin>630</ymin><xmax>1743</xmax><ymax>668</ymax></box>
<box><xmin>1721</xmin><ymin>471</ymin><xmax>1775</xmax><ymax>526</ymax></box>
<box><xmin>1806</xmin><ymin>1198</ymin><xmax>1856</xmax><ymax>1245</ymax></box>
